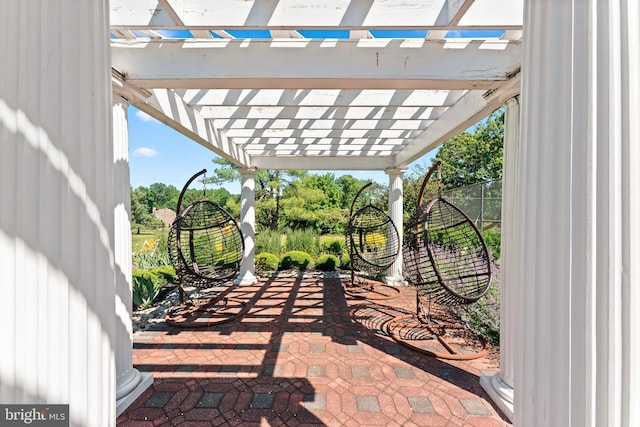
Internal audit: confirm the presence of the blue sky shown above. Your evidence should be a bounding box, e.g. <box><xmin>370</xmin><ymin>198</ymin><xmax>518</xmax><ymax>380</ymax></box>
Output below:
<box><xmin>127</xmin><ymin>106</ymin><xmax>437</xmax><ymax>193</ymax></box>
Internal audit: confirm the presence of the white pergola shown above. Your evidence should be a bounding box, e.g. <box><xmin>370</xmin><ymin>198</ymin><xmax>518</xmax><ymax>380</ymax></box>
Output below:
<box><xmin>110</xmin><ymin>4</ymin><xmax>522</xmax><ymax>416</ymax></box>
<box><xmin>1</xmin><ymin>1</ymin><xmax>639</xmax><ymax>426</ymax></box>
<box><xmin>110</xmin><ymin>0</ymin><xmax>522</xmax><ymax>172</ymax></box>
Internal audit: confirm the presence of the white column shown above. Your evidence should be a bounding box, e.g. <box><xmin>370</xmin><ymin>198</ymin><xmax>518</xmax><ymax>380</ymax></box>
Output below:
<box><xmin>385</xmin><ymin>168</ymin><xmax>406</xmax><ymax>286</ymax></box>
<box><xmin>0</xmin><ymin>1</ymin><xmax>117</xmax><ymax>425</ymax></box>
<box><xmin>516</xmin><ymin>1</ymin><xmax>639</xmax><ymax>426</ymax></box>
<box><xmin>112</xmin><ymin>98</ymin><xmax>153</xmax><ymax>416</ymax></box>
<box><xmin>480</xmin><ymin>96</ymin><xmax>519</xmax><ymax>422</ymax></box>
<box><xmin>234</xmin><ymin>167</ymin><xmax>258</xmax><ymax>285</ymax></box>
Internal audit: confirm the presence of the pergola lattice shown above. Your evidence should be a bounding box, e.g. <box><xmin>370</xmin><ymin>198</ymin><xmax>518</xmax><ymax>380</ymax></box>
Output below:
<box><xmin>110</xmin><ymin>0</ymin><xmax>522</xmax><ymax>171</ymax></box>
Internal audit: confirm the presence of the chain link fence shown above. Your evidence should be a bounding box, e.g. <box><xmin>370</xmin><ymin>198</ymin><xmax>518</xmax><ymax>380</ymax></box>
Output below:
<box><xmin>441</xmin><ymin>179</ymin><xmax>502</xmax><ymax>232</ymax></box>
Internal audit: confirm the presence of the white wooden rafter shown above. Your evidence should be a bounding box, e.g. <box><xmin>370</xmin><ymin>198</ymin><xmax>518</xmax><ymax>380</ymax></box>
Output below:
<box><xmin>250</xmin><ymin>155</ymin><xmax>395</xmax><ymax>171</ymax></box>
<box><xmin>111</xmin><ymin>39</ymin><xmax>521</xmax><ymax>90</ymax></box>
<box><xmin>157</xmin><ymin>0</ymin><xmax>184</xmax><ymax>25</ymax></box>
<box><xmin>130</xmin><ymin>88</ymin><xmax>252</xmax><ymax>167</ymax></box>
<box><xmin>184</xmin><ymin>89</ymin><xmax>467</xmax><ymax>108</ymax></box>
<box><xmin>109</xmin><ymin>0</ymin><xmax>522</xmax><ymax>32</ymax></box>
<box><xmin>444</xmin><ymin>0</ymin><xmax>476</xmax><ymax>26</ymax></box>
<box><xmin>222</xmin><ymin>128</ymin><xmax>421</xmax><ymax>139</ymax></box>
<box><xmin>211</xmin><ymin>118</ymin><xmax>434</xmax><ymax>131</ymax></box>
<box><xmin>110</xmin><ymin>0</ymin><xmax>523</xmax><ymax>172</ymax></box>
<box><xmin>395</xmin><ymin>73</ymin><xmax>520</xmax><ymax>165</ymax></box>
<box><xmin>194</xmin><ymin>106</ymin><xmax>447</xmax><ymax>121</ymax></box>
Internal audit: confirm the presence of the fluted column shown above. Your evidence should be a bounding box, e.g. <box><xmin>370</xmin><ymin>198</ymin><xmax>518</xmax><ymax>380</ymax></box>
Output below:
<box><xmin>516</xmin><ymin>1</ymin><xmax>639</xmax><ymax>425</ymax></box>
<box><xmin>113</xmin><ymin>98</ymin><xmax>153</xmax><ymax>416</ymax></box>
<box><xmin>480</xmin><ymin>96</ymin><xmax>519</xmax><ymax>422</ymax></box>
<box><xmin>385</xmin><ymin>168</ymin><xmax>406</xmax><ymax>285</ymax></box>
<box><xmin>0</xmin><ymin>1</ymin><xmax>117</xmax><ymax>424</ymax></box>
<box><xmin>234</xmin><ymin>167</ymin><xmax>258</xmax><ymax>285</ymax></box>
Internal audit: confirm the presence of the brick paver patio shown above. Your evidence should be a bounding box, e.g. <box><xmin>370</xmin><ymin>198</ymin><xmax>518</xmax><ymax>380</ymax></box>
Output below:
<box><xmin>117</xmin><ymin>273</ymin><xmax>509</xmax><ymax>426</ymax></box>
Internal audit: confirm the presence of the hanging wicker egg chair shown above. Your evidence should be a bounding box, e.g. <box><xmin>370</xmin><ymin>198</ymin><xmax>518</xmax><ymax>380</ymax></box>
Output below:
<box><xmin>344</xmin><ymin>182</ymin><xmax>401</xmax><ymax>300</ymax></box>
<box><xmin>166</xmin><ymin>169</ymin><xmax>247</xmax><ymax>327</ymax></box>
<box><xmin>167</xmin><ymin>199</ymin><xmax>243</xmax><ymax>288</ymax></box>
<box><xmin>402</xmin><ymin>161</ymin><xmax>492</xmax><ymax>306</ymax></box>
<box><xmin>388</xmin><ymin>161</ymin><xmax>493</xmax><ymax>359</ymax></box>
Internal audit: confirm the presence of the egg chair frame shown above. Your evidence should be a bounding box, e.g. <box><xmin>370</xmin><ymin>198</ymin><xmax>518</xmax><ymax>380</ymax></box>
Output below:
<box><xmin>344</xmin><ymin>182</ymin><xmax>400</xmax><ymax>300</ymax></box>
<box><xmin>166</xmin><ymin>169</ymin><xmax>249</xmax><ymax>328</ymax></box>
<box><xmin>388</xmin><ymin>161</ymin><xmax>492</xmax><ymax>359</ymax></box>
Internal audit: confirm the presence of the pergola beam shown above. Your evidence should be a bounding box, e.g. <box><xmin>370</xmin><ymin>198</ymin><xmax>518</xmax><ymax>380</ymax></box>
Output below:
<box><xmin>235</xmin><ymin>137</ymin><xmax>406</xmax><ymax>146</ymax></box>
<box><xmin>130</xmin><ymin>88</ymin><xmax>252</xmax><ymax>166</ymax></box>
<box><xmin>157</xmin><ymin>0</ymin><xmax>185</xmax><ymax>26</ymax></box>
<box><xmin>244</xmin><ymin>145</ymin><xmax>400</xmax><ymax>156</ymax></box>
<box><xmin>223</xmin><ymin>128</ymin><xmax>420</xmax><ymax>139</ymax></box>
<box><xmin>212</xmin><ymin>118</ymin><xmax>433</xmax><ymax>130</ymax></box>
<box><xmin>110</xmin><ymin>0</ymin><xmax>522</xmax><ymax>29</ymax></box>
<box><xmin>111</xmin><ymin>39</ymin><xmax>521</xmax><ymax>90</ymax></box>
<box><xmin>196</xmin><ymin>105</ymin><xmax>447</xmax><ymax>120</ymax></box>
<box><xmin>394</xmin><ymin>74</ymin><xmax>520</xmax><ymax>166</ymax></box>
<box><xmin>186</xmin><ymin>89</ymin><xmax>466</xmax><ymax>108</ymax></box>
<box><xmin>443</xmin><ymin>0</ymin><xmax>476</xmax><ymax>26</ymax></box>
<box><xmin>250</xmin><ymin>155</ymin><xmax>395</xmax><ymax>171</ymax></box>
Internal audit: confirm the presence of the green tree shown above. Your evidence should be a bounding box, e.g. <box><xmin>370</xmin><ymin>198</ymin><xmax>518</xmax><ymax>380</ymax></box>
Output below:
<box><xmin>299</xmin><ymin>173</ymin><xmax>343</xmax><ymax>208</ymax></box>
<box><xmin>130</xmin><ymin>187</ymin><xmax>159</xmax><ymax>233</ymax></box>
<box><xmin>336</xmin><ymin>175</ymin><xmax>364</xmax><ymax>210</ymax></box>
<box><xmin>146</xmin><ymin>183</ymin><xmax>179</xmax><ymax>210</ymax></box>
<box><xmin>401</xmin><ymin>163</ymin><xmax>440</xmax><ymax>220</ymax></box>
<box><xmin>209</xmin><ymin>157</ymin><xmax>305</xmax><ymax>231</ymax></box>
<box><xmin>435</xmin><ymin>108</ymin><xmax>504</xmax><ymax>189</ymax></box>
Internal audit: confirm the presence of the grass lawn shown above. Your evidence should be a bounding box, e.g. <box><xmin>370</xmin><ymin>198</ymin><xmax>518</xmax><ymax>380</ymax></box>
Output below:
<box><xmin>132</xmin><ymin>228</ymin><xmax>167</xmax><ymax>253</ymax></box>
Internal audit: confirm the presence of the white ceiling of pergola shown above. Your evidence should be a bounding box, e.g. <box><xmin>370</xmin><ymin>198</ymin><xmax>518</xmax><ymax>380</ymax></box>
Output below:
<box><xmin>110</xmin><ymin>0</ymin><xmax>523</xmax><ymax>171</ymax></box>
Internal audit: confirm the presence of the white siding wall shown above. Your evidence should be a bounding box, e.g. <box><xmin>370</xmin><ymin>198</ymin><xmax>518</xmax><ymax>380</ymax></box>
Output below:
<box><xmin>0</xmin><ymin>1</ymin><xmax>116</xmax><ymax>426</ymax></box>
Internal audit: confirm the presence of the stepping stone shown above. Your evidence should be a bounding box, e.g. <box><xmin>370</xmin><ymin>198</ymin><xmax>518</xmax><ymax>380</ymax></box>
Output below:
<box><xmin>408</xmin><ymin>397</ymin><xmax>434</xmax><ymax>414</ymax></box>
<box><xmin>460</xmin><ymin>399</ymin><xmax>491</xmax><ymax>416</ymax></box>
<box><xmin>356</xmin><ymin>395</ymin><xmax>380</xmax><ymax>412</ymax></box>
<box><xmin>144</xmin><ymin>392</ymin><xmax>173</xmax><ymax>408</ymax></box>
<box><xmin>250</xmin><ymin>393</ymin><xmax>274</xmax><ymax>409</ymax></box>
<box><xmin>197</xmin><ymin>393</ymin><xmax>224</xmax><ymax>408</ymax></box>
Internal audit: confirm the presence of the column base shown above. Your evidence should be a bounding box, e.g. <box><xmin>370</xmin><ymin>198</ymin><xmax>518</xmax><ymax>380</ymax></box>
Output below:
<box><xmin>234</xmin><ymin>271</ymin><xmax>258</xmax><ymax>285</ymax></box>
<box><xmin>384</xmin><ymin>275</ymin><xmax>407</xmax><ymax>286</ymax></box>
<box><xmin>480</xmin><ymin>373</ymin><xmax>513</xmax><ymax>422</ymax></box>
<box><xmin>116</xmin><ymin>370</ymin><xmax>153</xmax><ymax>416</ymax></box>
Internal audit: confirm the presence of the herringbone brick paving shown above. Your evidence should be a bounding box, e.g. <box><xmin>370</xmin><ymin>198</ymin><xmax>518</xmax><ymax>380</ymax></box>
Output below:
<box><xmin>117</xmin><ymin>273</ymin><xmax>509</xmax><ymax>426</ymax></box>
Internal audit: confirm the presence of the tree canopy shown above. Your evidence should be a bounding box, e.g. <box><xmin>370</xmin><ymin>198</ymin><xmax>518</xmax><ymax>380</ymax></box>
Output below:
<box><xmin>207</xmin><ymin>158</ymin><xmax>379</xmax><ymax>233</ymax></box>
<box><xmin>131</xmin><ymin>109</ymin><xmax>504</xmax><ymax>235</ymax></box>
<box><xmin>401</xmin><ymin>108</ymin><xmax>504</xmax><ymax>217</ymax></box>
<box><xmin>434</xmin><ymin>108</ymin><xmax>504</xmax><ymax>189</ymax></box>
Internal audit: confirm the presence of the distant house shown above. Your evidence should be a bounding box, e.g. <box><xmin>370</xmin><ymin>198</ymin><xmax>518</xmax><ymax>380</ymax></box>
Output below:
<box><xmin>153</xmin><ymin>208</ymin><xmax>176</xmax><ymax>227</ymax></box>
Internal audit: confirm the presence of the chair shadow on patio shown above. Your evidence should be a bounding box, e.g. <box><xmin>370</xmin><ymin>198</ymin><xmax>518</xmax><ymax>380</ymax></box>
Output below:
<box><xmin>117</xmin><ymin>273</ymin><xmax>509</xmax><ymax>426</ymax></box>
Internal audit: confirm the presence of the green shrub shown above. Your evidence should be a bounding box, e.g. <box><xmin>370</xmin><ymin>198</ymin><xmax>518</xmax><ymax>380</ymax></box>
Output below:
<box><xmin>320</xmin><ymin>238</ymin><xmax>345</xmax><ymax>257</ymax></box>
<box><xmin>155</xmin><ymin>233</ymin><xmax>169</xmax><ymax>257</ymax></box>
<box><xmin>340</xmin><ymin>253</ymin><xmax>351</xmax><ymax>270</ymax></box>
<box><xmin>132</xmin><ymin>232</ymin><xmax>171</xmax><ymax>270</ymax></box>
<box><xmin>132</xmin><ymin>249</ymin><xmax>170</xmax><ymax>270</ymax></box>
<box><xmin>150</xmin><ymin>265</ymin><xmax>178</xmax><ymax>284</ymax></box>
<box><xmin>256</xmin><ymin>229</ymin><xmax>283</xmax><ymax>255</ymax></box>
<box><xmin>483</xmin><ymin>229</ymin><xmax>501</xmax><ymax>262</ymax></box>
<box><xmin>213</xmin><ymin>250</ymin><xmax>243</xmax><ymax>268</ymax></box>
<box><xmin>284</xmin><ymin>228</ymin><xmax>320</xmax><ymax>256</ymax></box>
<box><xmin>315</xmin><ymin>254</ymin><xmax>339</xmax><ymax>271</ymax></box>
<box><xmin>256</xmin><ymin>252</ymin><xmax>280</xmax><ymax>273</ymax></box>
<box><xmin>279</xmin><ymin>251</ymin><xmax>313</xmax><ymax>271</ymax></box>
<box><xmin>132</xmin><ymin>269</ymin><xmax>163</xmax><ymax>310</ymax></box>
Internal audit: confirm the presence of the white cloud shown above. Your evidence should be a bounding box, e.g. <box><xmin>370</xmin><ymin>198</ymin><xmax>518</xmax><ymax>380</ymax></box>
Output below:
<box><xmin>132</xmin><ymin>147</ymin><xmax>159</xmax><ymax>158</ymax></box>
<box><xmin>136</xmin><ymin>110</ymin><xmax>157</xmax><ymax>122</ymax></box>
